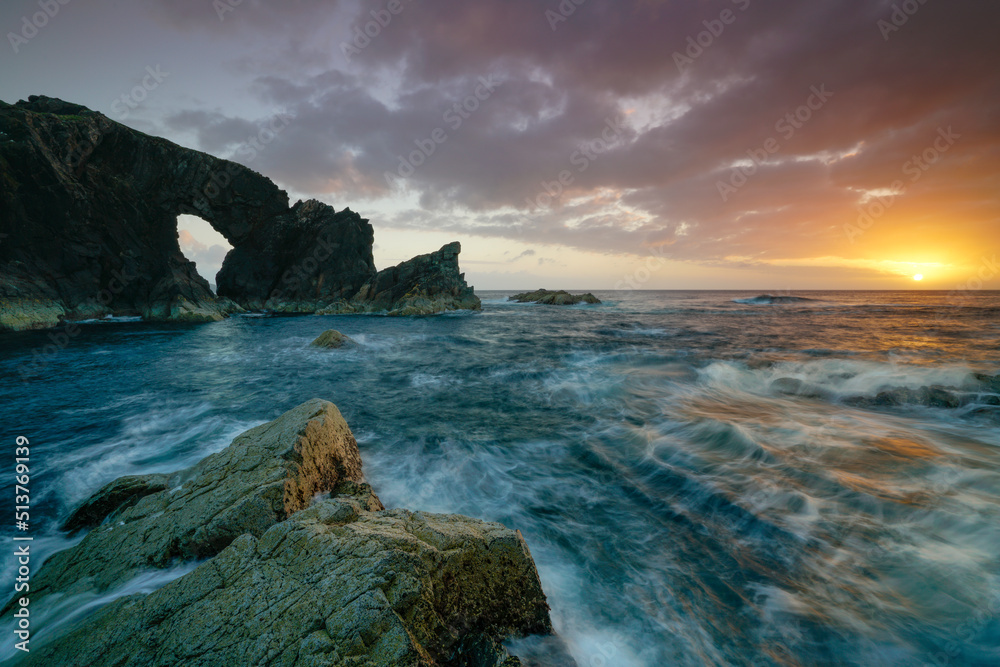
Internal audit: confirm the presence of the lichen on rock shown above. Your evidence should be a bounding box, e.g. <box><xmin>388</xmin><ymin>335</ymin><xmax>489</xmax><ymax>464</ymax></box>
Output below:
<box><xmin>8</xmin><ymin>399</ymin><xmax>564</xmax><ymax>667</ymax></box>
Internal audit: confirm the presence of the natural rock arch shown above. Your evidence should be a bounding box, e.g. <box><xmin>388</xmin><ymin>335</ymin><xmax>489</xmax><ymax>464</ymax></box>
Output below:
<box><xmin>0</xmin><ymin>96</ymin><xmax>477</xmax><ymax>330</ymax></box>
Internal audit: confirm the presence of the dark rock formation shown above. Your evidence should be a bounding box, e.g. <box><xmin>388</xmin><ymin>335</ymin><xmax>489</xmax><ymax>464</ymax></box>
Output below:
<box><xmin>216</xmin><ymin>198</ymin><xmax>376</xmax><ymax>311</ymax></box>
<box><xmin>319</xmin><ymin>242</ymin><xmax>482</xmax><ymax>316</ymax></box>
<box><xmin>8</xmin><ymin>399</ymin><xmax>559</xmax><ymax>666</ymax></box>
<box><xmin>0</xmin><ymin>96</ymin><xmax>479</xmax><ymax>331</ymax></box>
<box><xmin>843</xmin><ymin>378</ymin><xmax>1000</xmax><ymax>411</ymax></box>
<box><xmin>769</xmin><ymin>377</ymin><xmax>831</xmax><ymax>400</ymax></box>
<box><xmin>6</xmin><ymin>399</ymin><xmax>367</xmax><ymax>605</ymax></box>
<box><xmin>509</xmin><ymin>289</ymin><xmax>601</xmax><ymax>305</ymax></box>
<box><xmin>310</xmin><ymin>329</ymin><xmax>356</xmax><ymax>348</ymax></box>
<box><xmin>0</xmin><ymin>96</ymin><xmax>283</xmax><ymax>328</ymax></box>
<box><xmin>60</xmin><ymin>473</ymin><xmax>169</xmax><ymax>533</ymax></box>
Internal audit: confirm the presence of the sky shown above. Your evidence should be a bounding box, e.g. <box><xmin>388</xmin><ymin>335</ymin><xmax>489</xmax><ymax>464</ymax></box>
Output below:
<box><xmin>2</xmin><ymin>0</ymin><xmax>998</xmax><ymax>290</ymax></box>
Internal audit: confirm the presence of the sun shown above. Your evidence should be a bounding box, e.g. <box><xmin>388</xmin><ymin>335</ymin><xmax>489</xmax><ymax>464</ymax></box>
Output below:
<box><xmin>913</xmin><ymin>274</ymin><xmax>923</xmax><ymax>281</ymax></box>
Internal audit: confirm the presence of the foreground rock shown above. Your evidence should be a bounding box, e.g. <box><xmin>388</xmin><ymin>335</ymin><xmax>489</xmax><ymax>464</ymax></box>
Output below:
<box><xmin>0</xmin><ymin>96</ymin><xmax>479</xmax><ymax>330</ymax></box>
<box><xmin>509</xmin><ymin>289</ymin><xmax>600</xmax><ymax>305</ymax></box>
<box><xmin>60</xmin><ymin>473</ymin><xmax>169</xmax><ymax>533</ymax></box>
<box><xmin>311</xmin><ymin>329</ymin><xmax>356</xmax><ymax>348</ymax></box>
<box><xmin>318</xmin><ymin>242</ymin><xmax>482</xmax><ymax>316</ymax></box>
<box><xmin>6</xmin><ymin>400</ymin><xmax>365</xmax><ymax>606</ymax></box>
<box><xmin>10</xmin><ymin>400</ymin><xmax>559</xmax><ymax>666</ymax></box>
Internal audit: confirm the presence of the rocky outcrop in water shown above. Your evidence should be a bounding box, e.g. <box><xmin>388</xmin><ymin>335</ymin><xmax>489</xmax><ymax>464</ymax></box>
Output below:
<box><xmin>8</xmin><ymin>399</ymin><xmax>558</xmax><ymax>666</ymax></box>
<box><xmin>59</xmin><ymin>473</ymin><xmax>169</xmax><ymax>533</ymax></box>
<box><xmin>319</xmin><ymin>242</ymin><xmax>481</xmax><ymax>316</ymax></box>
<box><xmin>0</xmin><ymin>96</ymin><xmax>479</xmax><ymax>331</ymax></box>
<box><xmin>311</xmin><ymin>329</ymin><xmax>356</xmax><ymax>348</ymax></box>
<box><xmin>509</xmin><ymin>289</ymin><xmax>600</xmax><ymax>305</ymax></box>
<box><xmin>216</xmin><ymin>198</ymin><xmax>377</xmax><ymax>311</ymax></box>
<box><xmin>836</xmin><ymin>373</ymin><xmax>1000</xmax><ymax>421</ymax></box>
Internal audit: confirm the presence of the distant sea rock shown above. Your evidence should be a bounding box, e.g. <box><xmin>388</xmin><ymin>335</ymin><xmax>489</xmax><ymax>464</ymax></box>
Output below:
<box><xmin>310</xmin><ymin>329</ymin><xmax>355</xmax><ymax>348</ymax></box>
<box><xmin>317</xmin><ymin>242</ymin><xmax>482</xmax><ymax>316</ymax></box>
<box><xmin>0</xmin><ymin>96</ymin><xmax>479</xmax><ymax>331</ymax></box>
<box><xmin>733</xmin><ymin>295</ymin><xmax>819</xmax><ymax>305</ymax></box>
<box><xmin>8</xmin><ymin>400</ymin><xmax>561</xmax><ymax>666</ymax></box>
<box><xmin>509</xmin><ymin>289</ymin><xmax>601</xmax><ymax>305</ymax></box>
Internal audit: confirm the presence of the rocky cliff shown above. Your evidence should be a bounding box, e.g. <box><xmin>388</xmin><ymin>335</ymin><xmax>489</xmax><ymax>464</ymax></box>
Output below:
<box><xmin>0</xmin><ymin>96</ymin><xmax>479</xmax><ymax>331</ymax></box>
<box><xmin>7</xmin><ymin>399</ymin><xmax>561</xmax><ymax>666</ymax></box>
<box><xmin>319</xmin><ymin>242</ymin><xmax>481</xmax><ymax>316</ymax></box>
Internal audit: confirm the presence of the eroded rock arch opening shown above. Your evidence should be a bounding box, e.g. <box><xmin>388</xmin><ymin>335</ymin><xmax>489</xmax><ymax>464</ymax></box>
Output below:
<box><xmin>176</xmin><ymin>215</ymin><xmax>233</xmax><ymax>294</ymax></box>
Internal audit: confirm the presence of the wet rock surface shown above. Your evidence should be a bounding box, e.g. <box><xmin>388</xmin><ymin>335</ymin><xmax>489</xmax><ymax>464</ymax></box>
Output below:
<box><xmin>508</xmin><ymin>290</ymin><xmax>600</xmax><ymax>305</ymax></box>
<box><xmin>8</xmin><ymin>399</ymin><xmax>562</xmax><ymax>666</ymax></box>
<box><xmin>318</xmin><ymin>242</ymin><xmax>481</xmax><ymax>316</ymax></box>
<box><xmin>311</xmin><ymin>329</ymin><xmax>357</xmax><ymax>348</ymax></box>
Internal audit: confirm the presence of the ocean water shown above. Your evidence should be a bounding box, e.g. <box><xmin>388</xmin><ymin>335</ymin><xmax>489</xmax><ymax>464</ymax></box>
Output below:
<box><xmin>2</xmin><ymin>290</ymin><xmax>1000</xmax><ymax>666</ymax></box>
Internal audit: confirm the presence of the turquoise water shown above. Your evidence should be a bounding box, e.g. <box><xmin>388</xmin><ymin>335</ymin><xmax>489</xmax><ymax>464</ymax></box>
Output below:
<box><xmin>2</xmin><ymin>291</ymin><xmax>1000</xmax><ymax>666</ymax></box>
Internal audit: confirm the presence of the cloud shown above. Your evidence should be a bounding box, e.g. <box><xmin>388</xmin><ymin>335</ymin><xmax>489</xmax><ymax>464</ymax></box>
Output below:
<box><xmin>178</xmin><ymin>230</ymin><xmax>231</xmax><ymax>285</ymax></box>
<box><xmin>143</xmin><ymin>0</ymin><xmax>1000</xmax><ymax>271</ymax></box>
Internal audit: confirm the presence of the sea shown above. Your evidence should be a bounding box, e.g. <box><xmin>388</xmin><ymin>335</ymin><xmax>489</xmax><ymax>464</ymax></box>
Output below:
<box><xmin>1</xmin><ymin>290</ymin><xmax>999</xmax><ymax>666</ymax></box>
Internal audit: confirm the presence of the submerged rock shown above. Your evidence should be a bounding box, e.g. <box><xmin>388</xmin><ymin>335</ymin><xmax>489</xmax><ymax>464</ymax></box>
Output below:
<box><xmin>509</xmin><ymin>289</ymin><xmax>601</xmax><ymax>305</ymax></box>
<box><xmin>844</xmin><ymin>385</ymin><xmax>969</xmax><ymax>409</ymax></box>
<box><xmin>311</xmin><ymin>329</ymin><xmax>356</xmax><ymax>348</ymax></box>
<box><xmin>769</xmin><ymin>377</ymin><xmax>830</xmax><ymax>399</ymax></box>
<box><xmin>60</xmin><ymin>473</ymin><xmax>169</xmax><ymax>533</ymax></box>
<box><xmin>10</xmin><ymin>399</ymin><xmax>560</xmax><ymax>666</ymax></box>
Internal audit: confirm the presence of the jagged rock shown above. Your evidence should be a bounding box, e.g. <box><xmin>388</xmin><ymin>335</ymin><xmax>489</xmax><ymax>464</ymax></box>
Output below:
<box><xmin>3</xmin><ymin>399</ymin><xmax>366</xmax><ymax>610</ymax></box>
<box><xmin>10</xmin><ymin>400</ymin><xmax>560</xmax><ymax>666</ymax></box>
<box><xmin>509</xmin><ymin>289</ymin><xmax>600</xmax><ymax>305</ymax></box>
<box><xmin>311</xmin><ymin>329</ymin><xmax>355</xmax><ymax>349</ymax></box>
<box><xmin>60</xmin><ymin>473</ymin><xmax>169</xmax><ymax>533</ymax></box>
<box><xmin>0</xmin><ymin>96</ymin><xmax>479</xmax><ymax>330</ymax></box>
<box><xmin>844</xmin><ymin>385</ymin><xmax>968</xmax><ymax>409</ymax></box>
<box><xmin>0</xmin><ymin>96</ymin><xmax>285</xmax><ymax>329</ymax></box>
<box><xmin>23</xmin><ymin>485</ymin><xmax>553</xmax><ymax>666</ymax></box>
<box><xmin>974</xmin><ymin>373</ymin><xmax>1000</xmax><ymax>394</ymax></box>
<box><xmin>318</xmin><ymin>242</ymin><xmax>482</xmax><ymax>316</ymax></box>
<box><xmin>218</xmin><ymin>199</ymin><xmax>376</xmax><ymax>310</ymax></box>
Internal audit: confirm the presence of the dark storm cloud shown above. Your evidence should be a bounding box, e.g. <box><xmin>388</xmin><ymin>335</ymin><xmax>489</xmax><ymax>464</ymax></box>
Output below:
<box><xmin>147</xmin><ymin>0</ymin><xmax>1000</xmax><ymax>263</ymax></box>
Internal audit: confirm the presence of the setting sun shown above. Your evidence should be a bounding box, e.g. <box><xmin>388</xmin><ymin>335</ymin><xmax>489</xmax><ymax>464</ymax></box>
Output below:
<box><xmin>913</xmin><ymin>274</ymin><xmax>924</xmax><ymax>281</ymax></box>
